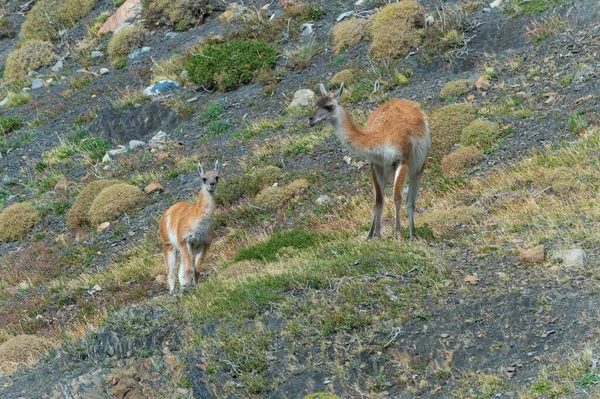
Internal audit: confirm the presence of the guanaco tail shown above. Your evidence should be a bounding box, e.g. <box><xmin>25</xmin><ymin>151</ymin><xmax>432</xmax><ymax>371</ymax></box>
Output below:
<box><xmin>309</xmin><ymin>83</ymin><xmax>430</xmax><ymax>239</ymax></box>
<box><xmin>159</xmin><ymin>160</ymin><xmax>219</xmax><ymax>294</ymax></box>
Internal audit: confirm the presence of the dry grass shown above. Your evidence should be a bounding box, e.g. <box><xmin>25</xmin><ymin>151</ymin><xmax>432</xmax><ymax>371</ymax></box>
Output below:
<box><xmin>330</xmin><ymin>69</ymin><xmax>358</xmax><ymax>87</ymax></box>
<box><xmin>429</xmin><ymin>102</ymin><xmax>477</xmax><ymax>157</ymax></box>
<box><xmin>370</xmin><ymin>0</ymin><xmax>424</xmax><ymax>59</ymax></box>
<box><xmin>107</xmin><ymin>25</ymin><xmax>147</xmax><ymax>65</ymax></box>
<box><xmin>20</xmin><ymin>0</ymin><xmax>97</xmax><ymax>41</ymax></box>
<box><xmin>420</xmin><ymin>205</ymin><xmax>485</xmax><ymax>238</ymax></box>
<box><xmin>66</xmin><ymin>180</ymin><xmax>124</xmax><ymax>231</ymax></box>
<box><xmin>0</xmin><ymin>335</ymin><xmax>54</xmax><ymax>373</ymax></box>
<box><xmin>88</xmin><ymin>183</ymin><xmax>144</xmax><ymax>226</ymax></box>
<box><xmin>441</xmin><ymin>146</ymin><xmax>483</xmax><ymax>177</ymax></box>
<box><xmin>524</xmin><ymin>15</ymin><xmax>564</xmax><ymax>44</ymax></box>
<box><xmin>332</xmin><ymin>17</ymin><xmax>372</xmax><ymax>54</ymax></box>
<box><xmin>151</xmin><ymin>54</ymin><xmax>186</xmax><ymax>83</ymax></box>
<box><xmin>254</xmin><ymin>179</ymin><xmax>309</xmax><ymax>209</ymax></box>
<box><xmin>439</xmin><ymin>79</ymin><xmax>473</xmax><ymax>100</ymax></box>
<box><xmin>460</xmin><ymin>119</ymin><xmax>501</xmax><ymax>150</ymax></box>
<box><xmin>0</xmin><ymin>202</ymin><xmax>41</xmax><ymax>243</ymax></box>
<box><xmin>4</xmin><ymin>40</ymin><xmax>55</xmax><ymax>81</ymax></box>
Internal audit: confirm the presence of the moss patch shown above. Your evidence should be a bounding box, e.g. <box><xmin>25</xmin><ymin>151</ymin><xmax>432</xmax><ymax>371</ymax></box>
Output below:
<box><xmin>429</xmin><ymin>103</ymin><xmax>477</xmax><ymax>156</ymax></box>
<box><xmin>460</xmin><ymin>120</ymin><xmax>501</xmax><ymax>150</ymax></box>
<box><xmin>66</xmin><ymin>180</ymin><xmax>123</xmax><ymax>231</ymax></box>
<box><xmin>0</xmin><ymin>202</ymin><xmax>41</xmax><ymax>242</ymax></box>
<box><xmin>254</xmin><ymin>179</ymin><xmax>309</xmax><ymax>209</ymax></box>
<box><xmin>441</xmin><ymin>146</ymin><xmax>482</xmax><ymax>177</ymax></box>
<box><xmin>370</xmin><ymin>0</ymin><xmax>424</xmax><ymax>59</ymax></box>
<box><xmin>0</xmin><ymin>335</ymin><xmax>54</xmax><ymax>373</ymax></box>
<box><xmin>4</xmin><ymin>40</ymin><xmax>55</xmax><ymax>81</ymax></box>
<box><xmin>186</xmin><ymin>39</ymin><xmax>278</xmax><ymax>91</ymax></box>
<box><xmin>88</xmin><ymin>183</ymin><xmax>144</xmax><ymax>226</ymax></box>
<box><xmin>107</xmin><ymin>25</ymin><xmax>147</xmax><ymax>65</ymax></box>
<box><xmin>332</xmin><ymin>17</ymin><xmax>372</xmax><ymax>54</ymax></box>
<box><xmin>439</xmin><ymin>79</ymin><xmax>473</xmax><ymax>100</ymax></box>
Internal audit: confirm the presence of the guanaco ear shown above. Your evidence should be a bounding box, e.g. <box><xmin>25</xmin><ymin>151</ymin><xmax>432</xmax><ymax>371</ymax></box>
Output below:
<box><xmin>334</xmin><ymin>83</ymin><xmax>344</xmax><ymax>102</ymax></box>
<box><xmin>198</xmin><ymin>163</ymin><xmax>204</xmax><ymax>177</ymax></box>
<box><xmin>319</xmin><ymin>83</ymin><xmax>327</xmax><ymax>97</ymax></box>
<box><xmin>214</xmin><ymin>160</ymin><xmax>220</xmax><ymax>175</ymax></box>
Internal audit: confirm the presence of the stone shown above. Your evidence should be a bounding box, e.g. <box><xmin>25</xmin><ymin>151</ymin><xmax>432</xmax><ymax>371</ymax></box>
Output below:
<box><xmin>149</xmin><ymin>131</ymin><xmax>168</xmax><ymax>150</ymax></box>
<box><xmin>111</xmin><ymin>375</ymin><xmax>143</xmax><ymax>399</ymax></box>
<box><xmin>490</xmin><ymin>0</ymin><xmax>502</xmax><ymax>7</ymax></box>
<box><xmin>0</xmin><ymin>97</ymin><xmax>9</xmax><ymax>107</ymax></box>
<box><xmin>27</xmin><ymin>70</ymin><xmax>38</xmax><ymax>77</ymax></box>
<box><xmin>91</xmin><ymin>50</ymin><xmax>104</xmax><ymax>58</ymax></box>
<box><xmin>129</xmin><ymin>140</ymin><xmax>147</xmax><ymax>150</ymax></box>
<box><xmin>555</xmin><ymin>249</ymin><xmax>585</xmax><ymax>268</ymax></box>
<box><xmin>337</xmin><ymin>11</ymin><xmax>355</xmax><ymax>22</ymax></box>
<box><xmin>425</xmin><ymin>15</ymin><xmax>435</xmax><ymax>27</ymax></box>
<box><xmin>90</xmin><ymin>102</ymin><xmax>181</xmax><ymax>142</ymax></box>
<box><xmin>315</xmin><ymin>194</ymin><xmax>332</xmax><ymax>206</ymax></box>
<box><xmin>165</xmin><ymin>32</ymin><xmax>179</xmax><ymax>38</ymax></box>
<box><xmin>18</xmin><ymin>281</ymin><xmax>30</xmax><ymax>290</ymax></box>
<box><xmin>179</xmin><ymin>70</ymin><xmax>189</xmax><ymax>82</ymax></box>
<box><xmin>108</xmin><ymin>146</ymin><xmax>128</xmax><ymax>158</ymax></box>
<box><xmin>144</xmin><ymin>182</ymin><xmax>164</xmax><ymax>194</ymax></box>
<box><xmin>355</xmin><ymin>0</ymin><xmax>365</xmax><ymax>5</ymax></box>
<box><xmin>300</xmin><ymin>23</ymin><xmax>314</xmax><ymax>37</ymax></box>
<box><xmin>482</xmin><ymin>7</ymin><xmax>491</xmax><ymax>12</ymax></box>
<box><xmin>475</xmin><ymin>75</ymin><xmax>489</xmax><ymax>91</ymax></box>
<box><xmin>31</xmin><ymin>78</ymin><xmax>44</xmax><ymax>90</ymax></box>
<box><xmin>51</xmin><ymin>60</ymin><xmax>63</xmax><ymax>72</ymax></box>
<box><xmin>99</xmin><ymin>68</ymin><xmax>111</xmax><ymax>75</ymax></box>
<box><xmin>99</xmin><ymin>0</ymin><xmax>142</xmax><ymax>34</ymax></box>
<box><xmin>218</xmin><ymin>3</ymin><xmax>252</xmax><ymax>23</ymax></box>
<box><xmin>54</xmin><ymin>177</ymin><xmax>69</xmax><ymax>192</ymax></box>
<box><xmin>97</xmin><ymin>222</ymin><xmax>110</xmax><ymax>232</ymax></box>
<box><xmin>127</xmin><ymin>46</ymin><xmax>151</xmax><ymax>59</ymax></box>
<box><xmin>154</xmin><ymin>274</ymin><xmax>167</xmax><ymax>285</ymax></box>
<box><xmin>143</xmin><ymin>80</ymin><xmax>180</xmax><ymax>96</ymax></box>
<box><xmin>288</xmin><ymin>89</ymin><xmax>315</xmax><ymax>108</ymax></box>
<box><xmin>520</xmin><ymin>245</ymin><xmax>545</xmax><ymax>263</ymax></box>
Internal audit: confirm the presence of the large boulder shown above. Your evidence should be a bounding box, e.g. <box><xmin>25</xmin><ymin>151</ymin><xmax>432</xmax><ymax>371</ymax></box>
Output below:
<box><xmin>89</xmin><ymin>101</ymin><xmax>181</xmax><ymax>143</ymax></box>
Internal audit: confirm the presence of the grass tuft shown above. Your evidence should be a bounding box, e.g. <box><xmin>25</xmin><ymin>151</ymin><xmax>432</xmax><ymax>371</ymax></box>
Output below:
<box><xmin>88</xmin><ymin>183</ymin><xmax>144</xmax><ymax>226</ymax></box>
<box><xmin>4</xmin><ymin>40</ymin><xmax>55</xmax><ymax>82</ymax></box>
<box><xmin>441</xmin><ymin>146</ymin><xmax>483</xmax><ymax>177</ymax></box>
<box><xmin>254</xmin><ymin>179</ymin><xmax>309</xmax><ymax>209</ymax></box>
<box><xmin>332</xmin><ymin>17</ymin><xmax>372</xmax><ymax>54</ymax></box>
<box><xmin>439</xmin><ymin>79</ymin><xmax>472</xmax><ymax>100</ymax></box>
<box><xmin>66</xmin><ymin>180</ymin><xmax>123</xmax><ymax>231</ymax></box>
<box><xmin>0</xmin><ymin>335</ymin><xmax>54</xmax><ymax>373</ymax></box>
<box><xmin>370</xmin><ymin>0</ymin><xmax>424</xmax><ymax>59</ymax></box>
<box><xmin>107</xmin><ymin>25</ymin><xmax>147</xmax><ymax>66</ymax></box>
<box><xmin>460</xmin><ymin>119</ymin><xmax>501</xmax><ymax>150</ymax></box>
<box><xmin>429</xmin><ymin>103</ymin><xmax>477</xmax><ymax>157</ymax></box>
<box><xmin>0</xmin><ymin>117</ymin><xmax>23</xmax><ymax>135</ymax></box>
<box><xmin>0</xmin><ymin>202</ymin><xmax>41</xmax><ymax>242</ymax></box>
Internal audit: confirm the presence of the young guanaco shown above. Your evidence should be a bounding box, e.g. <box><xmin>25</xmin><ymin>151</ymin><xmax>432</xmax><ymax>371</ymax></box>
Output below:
<box><xmin>159</xmin><ymin>161</ymin><xmax>219</xmax><ymax>294</ymax></box>
<box><xmin>309</xmin><ymin>84</ymin><xmax>430</xmax><ymax>239</ymax></box>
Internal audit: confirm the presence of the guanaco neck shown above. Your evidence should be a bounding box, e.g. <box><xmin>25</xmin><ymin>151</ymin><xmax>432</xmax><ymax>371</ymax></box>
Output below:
<box><xmin>196</xmin><ymin>186</ymin><xmax>215</xmax><ymax>216</ymax></box>
<box><xmin>331</xmin><ymin>106</ymin><xmax>366</xmax><ymax>149</ymax></box>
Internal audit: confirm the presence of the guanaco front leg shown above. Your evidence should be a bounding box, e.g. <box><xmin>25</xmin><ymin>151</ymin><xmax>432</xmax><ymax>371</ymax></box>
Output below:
<box><xmin>393</xmin><ymin>163</ymin><xmax>408</xmax><ymax>240</ymax></box>
<box><xmin>179</xmin><ymin>243</ymin><xmax>194</xmax><ymax>289</ymax></box>
<box><xmin>368</xmin><ymin>163</ymin><xmax>386</xmax><ymax>240</ymax></box>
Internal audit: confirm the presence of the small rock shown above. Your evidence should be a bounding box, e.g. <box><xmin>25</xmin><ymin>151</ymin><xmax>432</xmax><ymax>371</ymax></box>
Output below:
<box><xmin>466</xmin><ymin>94</ymin><xmax>476</xmax><ymax>101</ymax></box>
<box><xmin>165</xmin><ymin>32</ymin><xmax>179</xmax><ymax>38</ymax></box>
<box><xmin>544</xmin><ymin>97</ymin><xmax>557</xmax><ymax>105</ymax></box>
<box><xmin>300</xmin><ymin>23</ymin><xmax>314</xmax><ymax>37</ymax></box>
<box><xmin>323</xmin><ymin>379</ymin><xmax>331</xmax><ymax>384</ymax></box>
<box><xmin>127</xmin><ymin>46</ymin><xmax>151</xmax><ymax>59</ymax></box>
<box><xmin>555</xmin><ymin>249</ymin><xmax>585</xmax><ymax>268</ymax></box>
<box><xmin>27</xmin><ymin>70</ymin><xmax>38</xmax><ymax>77</ymax></box>
<box><xmin>144</xmin><ymin>182</ymin><xmax>164</xmax><ymax>194</ymax></box>
<box><xmin>99</xmin><ymin>68</ymin><xmax>111</xmax><ymax>75</ymax></box>
<box><xmin>108</xmin><ymin>145</ymin><xmax>128</xmax><ymax>157</ymax></box>
<box><xmin>440</xmin><ymin>333</ymin><xmax>450</xmax><ymax>338</ymax></box>
<box><xmin>97</xmin><ymin>222</ymin><xmax>110</xmax><ymax>232</ymax></box>
<box><xmin>143</xmin><ymin>80</ymin><xmax>180</xmax><ymax>96</ymax></box>
<box><xmin>129</xmin><ymin>140</ymin><xmax>147</xmax><ymax>150</ymax></box>
<box><xmin>475</xmin><ymin>75</ymin><xmax>489</xmax><ymax>91</ymax></box>
<box><xmin>336</xmin><ymin>10</ymin><xmax>355</xmax><ymax>22</ymax></box>
<box><xmin>519</xmin><ymin>245</ymin><xmax>545</xmax><ymax>264</ymax></box>
<box><xmin>102</xmin><ymin>153</ymin><xmax>111</xmax><ymax>163</ymax></box>
<box><xmin>482</xmin><ymin>7</ymin><xmax>491</xmax><ymax>12</ymax></box>
<box><xmin>54</xmin><ymin>177</ymin><xmax>69</xmax><ymax>192</ymax></box>
<box><xmin>425</xmin><ymin>15</ymin><xmax>435</xmax><ymax>27</ymax></box>
<box><xmin>179</xmin><ymin>70</ymin><xmax>189</xmax><ymax>82</ymax></box>
<box><xmin>51</xmin><ymin>60</ymin><xmax>63</xmax><ymax>72</ymax></box>
<box><xmin>218</xmin><ymin>3</ymin><xmax>252</xmax><ymax>23</ymax></box>
<box><xmin>343</xmin><ymin>155</ymin><xmax>352</xmax><ymax>164</ymax></box>
<box><xmin>315</xmin><ymin>194</ymin><xmax>332</xmax><ymax>206</ymax></box>
<box><xmin>186</xmin><ymin>96</ymin><xmax>198</xmax><ymax>103</ymax></box>
<box><xmin>31</xmin><ymin>78</ymin><xmax>44</xmax><ymax>90</ymax></box>
<box><xmin>154</xmin><ymin>274</ymin><xmax>167</xmax><ymax>284</ymax></box>
<box><xmin>18</xmin><ymin>281</ymin><xmax>30</xmax><ymax>290</ymax></box>
<box><xmin>516</xmin><ymin>91</ymin><xmax>528</xmax><ymax>99</ymax></box>
<box><xmin>490</xmin><ymin>0</ymin><xmax>503</xmax><ymax>7</ymax></box>
<box><xmin>91</xmin><ymin>50</ymin><xmax>104</xmax><ymax>58</ymax></box>
<box><xmin>288</xmin><ymin>89</ymin><xmax>315</xmax><ymax>108</ymax></box>
<box><xmin>0</xmin><ymin>97</ymin><xmax>8</xmax><ymax>107</ymax></box>
<box><xmin>464</xmin><ymin>275</ymin><xmax>480</xmax><ymax>284</ymax></box>
<box><xmin>92</xmin><ymin>284</ymin><xmax>102</xmax><ymax>292</ymax></box>
<box><xmin>355</xmin><ymin>0</ymin><xmax>365</xmax><ymax>5</ymax></box>
<box><xmin>149</xmin><ymin>131</ymin><xmax>168</xmax><ymax>150</ymax></box>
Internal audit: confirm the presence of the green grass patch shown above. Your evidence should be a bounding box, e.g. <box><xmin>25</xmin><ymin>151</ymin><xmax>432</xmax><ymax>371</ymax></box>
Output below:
<box><xmin>0</xmin><ymin>117</ymin><xmax>23</xmax><ymax>135</ymax></box>
<box><xmin>505</xmin><ymin>0</ymin><xmax>563</xmax><ymax>15</ymax></box>
<box><xmin>234</xmin><ymin>229</ymin><xmax>326</xmax><ymax>262</ymax></box>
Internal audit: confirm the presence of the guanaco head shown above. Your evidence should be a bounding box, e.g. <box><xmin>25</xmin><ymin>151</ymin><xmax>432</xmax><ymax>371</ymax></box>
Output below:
<box><xmin>199</xmin><ymin>160</ymin><xmax>220</xmax><ymax>194</ymax></box>
<box><xmin>308</xmin><ymin>83</ymin><xmax>344</xmax><ymax>127</ymax></box>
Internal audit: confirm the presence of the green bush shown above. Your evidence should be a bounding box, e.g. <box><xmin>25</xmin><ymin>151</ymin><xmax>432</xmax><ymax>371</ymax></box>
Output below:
<box><xmin>107</xmin><ymin>25</ymin><xmax>147</xmax><ymax>65</ymax></box>
<box><xmin>370</xmin><ymin>0</ymin><xmax>424</xmax><ymax>59</ymax></box>
<box><xmin>429</xmin><ymin>103</ymin><xmax>477</xmax><ymax>156</ymax></box>
<box><xmin>4</xmin><ymin>40</ymin><xmax>55</xmax><ymax>81</ymax></box>
<box><xmin>460</xmin><ymin>120</ymin><xmax>501</xmax><ymax>150</ymax></box>
<box><xmin>0</xmin><ymin>202</ymin><xmax>41</xmax><ymax>242</ymax></box>
<box><xmin>441</xmin><ymin>146</ymin><xmax>482</xmax><ymax>177</ymax></box>
<box><xmin>0</xmin><ymin>117</ymin><xmax>23</xmax><ymax>136</ymax></box>
<box><xmin>21</xmin><ymin>0</ymin><xmax>97</xmax><ymax>42</ymax></box>
<box><xmin>88</xmin><ymin>183</ymin><xmax>144</xmax><ymax>226</ymax></box>
<box><xmin>215</xmin><ymin>165</ymin><xmax>281</xmax><ymax>205</ymax></box>
<box><xmin>66</xmin><ymin>180</ymin><xmax>123</xmax><ymax>231</ymax></box>
<box><xmin>235</xmin><ymin>229</ymin><xmax>325</xmax><ymax>262</ymax></box>
<box><xmin>186</xmin><ymin>39</ymin><xmax>278</xmax><ymax>91</ymax></box>
<box><xmin>439</xmin><ymin>79</ymin><xmax>472</xmax><ymax>100</ymax></box>
<box><xmin>141</xmin><ymin>0</ymin><xmax>216</xmax><ymax>31</ymax></box>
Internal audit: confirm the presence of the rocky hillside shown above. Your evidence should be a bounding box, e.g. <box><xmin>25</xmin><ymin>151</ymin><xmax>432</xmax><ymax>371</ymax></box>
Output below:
<box><xmin>1</xmin><ymin>0</ymin><xmax>600</xmax><ymax>397</ymax></box>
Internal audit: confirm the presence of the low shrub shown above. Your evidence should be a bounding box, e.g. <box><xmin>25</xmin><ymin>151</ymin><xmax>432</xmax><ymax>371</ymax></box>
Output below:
<box><xmin>439</xmin><ymin>79</ymin><xmax>472</xmax><ymax>100</ymax></box>
<box><xmin>4</xmin><ymin>40</ymin><xmax>55</xmax><ymax>81</ymax></box>
<box><xmin>460</xmin><ymin>119</ymin><xmax>501</xmax><ymax>150</ymax></box>
<box><xmin>254</xmin><ymin>178</ymin><xmax>308</xmax><ymax>209</ymax></box>
<box><xmin>216</xmin><ymin>165</ymin><xmax>281</xmax><ymax>205</ymax></box>
<box><xmin>329</xmin><ymin>69</ymin><xmax>357</xmax><ymax>87</ymax></box>
<box><xmin>2</xmin><ymin>92</ymin><xmax>31</xmax><ymax>108</ymax></box>
<box><xmin>429</xmin><ymin>103</ymin><xmax>477</xmax><ymax>156</ymax></box>
<box><xmin>66</xmin><ymin>180</ymin><xmax>123</xmax><ymax>231</ymax></box>
<box><xmin>0</xmin><ymin>335</ymin><xmax>54</xmax><ymax>373</ymax></box>
<box><xmin>332</xmin><ymin>17</ymin><xmax>372</xmax><ymax>54</ymax></box>
<box><xmin>107</xmin><ymin>25</ymin><xmax>147</xmax><ymax>65</ymax></box>
<box><xmin>0</xmin><ymin>202</ymin><xmax>41</xmax><ymax>242</ymax></box>
<box><xmin>141</xmin><ymin>0</ymin><xmax>216</xmax><ymax>31</ymax></box>
<box><xmin>88</xmin><ymin>183</ymin><xmax>144</xmax><ymax>226</ymax></box>
<box><xmin>0</xmin><ymin>117</ymin><xmax>23</xmax><ymax>135</ymax></box>
<box><xmin>441</xmin><ymin>146</ymin><xmax>482</xmax><ymax>177</ymax></box>
<box><xmin>185</xmin><ymin>39</ymin><xmax>278</xmax><ymax>91</ymax></box>
<box><xmin>21</xmin><ymin>0</ymin><xmax>97</xmax><ymax>42</ymax></box>
<box><xmin>370</xmin><ymin>0</ymin><xmax>424</xmax><ymax>59</ymax></box>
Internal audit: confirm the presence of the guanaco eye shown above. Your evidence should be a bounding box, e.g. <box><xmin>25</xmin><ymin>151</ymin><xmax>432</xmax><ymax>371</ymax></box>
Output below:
<box><xmin>202</xmin><ymin>178</ymin><xmax>207</xmax><ymax>182</ymax></box>
<box><xmin>324</xmin><ymin>105</ymin><xmax>334</xmax><ymax>111</ymax></box>
<box><xmin>214</xmin><ymin>176</ymin><xmax>219</xmax><ymax>181</ymax></box>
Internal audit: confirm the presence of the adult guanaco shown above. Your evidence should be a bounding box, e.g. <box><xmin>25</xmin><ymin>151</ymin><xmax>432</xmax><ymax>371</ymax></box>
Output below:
<box><xmin>308</xmin><ymin>83</ymin><xmax>430</xmax><ymax>240</ymax></box>
<box><xmin>159</xmin><ymin>161</ymin><xmax>219</xmax><ymax>294</ymax></box>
